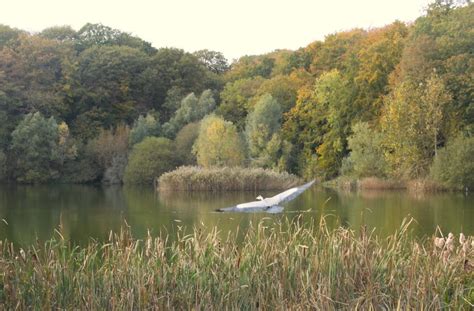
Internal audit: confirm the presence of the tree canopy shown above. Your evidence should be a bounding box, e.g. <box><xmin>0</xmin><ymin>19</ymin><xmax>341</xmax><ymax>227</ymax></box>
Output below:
<box><xmin>0</xmin><ymin>2</ymin><xmax>472</xmax><ymax>185</ymax></box>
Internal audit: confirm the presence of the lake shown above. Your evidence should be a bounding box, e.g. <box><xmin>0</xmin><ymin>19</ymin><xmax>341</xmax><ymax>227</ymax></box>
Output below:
<box><xmin>0</xmin><ymin>184</ymin><xmax>472</xmax><ymax>246</ymax></box>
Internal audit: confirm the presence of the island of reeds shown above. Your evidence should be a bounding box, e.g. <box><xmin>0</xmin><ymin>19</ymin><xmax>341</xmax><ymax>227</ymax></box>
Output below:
<box><xmin>1</xmin><ymin>219</ymin><xmax>473</xmax><ymax>309</ymax></box>
<box><xmin>158</xmin><ymin>166</ymin><xmax>301</xmax><ymax>191</ymax></box>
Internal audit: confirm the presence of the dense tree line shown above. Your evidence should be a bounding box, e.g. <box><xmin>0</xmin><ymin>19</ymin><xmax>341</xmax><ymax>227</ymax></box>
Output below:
<box><xmin>0</xmin><ymin>1</ymin><xmax>472</xmax><ymax>188</ymax></box>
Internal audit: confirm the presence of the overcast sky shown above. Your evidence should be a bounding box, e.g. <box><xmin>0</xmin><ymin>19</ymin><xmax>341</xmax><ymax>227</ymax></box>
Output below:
<box><xmin>2</xmin><ymin>0</ymin><xmax>432</xmax><ymax>61</ymax></box>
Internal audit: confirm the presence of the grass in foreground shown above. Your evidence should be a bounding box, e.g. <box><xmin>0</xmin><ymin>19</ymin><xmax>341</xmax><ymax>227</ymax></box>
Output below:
<box><xmin>158</xmin><ymin>165</ymin><xmax>302</xmax><ymax>191</ymax></box>
<box><xmin>0</xmin><ymin>218</ymin><xmax>473</xmax><ymax>310</ymax></box>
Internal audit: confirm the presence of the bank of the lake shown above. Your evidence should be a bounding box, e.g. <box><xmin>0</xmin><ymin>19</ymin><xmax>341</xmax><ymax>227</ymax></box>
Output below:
<box><xmin>1</xmin><ymin>219</ymin><xmax>473</xmax><ymax>309</ymax></box>
<box><xmin>324</xmin><ymin>176</ymin><xmax>461</xmax><ymax>193</ymax></box>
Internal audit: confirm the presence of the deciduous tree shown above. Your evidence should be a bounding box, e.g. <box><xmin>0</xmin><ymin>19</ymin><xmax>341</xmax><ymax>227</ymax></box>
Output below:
<box><xmin>193</xmin><ymin>115</ymin><xmax>245</xmax><ymax>168</ymax></box>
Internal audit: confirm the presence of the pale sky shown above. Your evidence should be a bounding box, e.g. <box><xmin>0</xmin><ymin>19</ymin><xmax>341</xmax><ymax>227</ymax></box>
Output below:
<box><xmin>2</xmin><ymin>0</ymin><xmax>432</xmax><ymax>61</ymax></box>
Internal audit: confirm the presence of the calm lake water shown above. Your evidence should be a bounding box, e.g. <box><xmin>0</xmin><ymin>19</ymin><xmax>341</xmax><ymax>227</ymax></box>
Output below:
<box><xmin>0</xmin><ymin>184</ymin><xmax>472</xmax><ymax>246</ymax></box>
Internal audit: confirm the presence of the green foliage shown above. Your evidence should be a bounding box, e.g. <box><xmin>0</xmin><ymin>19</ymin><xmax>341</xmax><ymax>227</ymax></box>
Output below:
<box><xmin>217</xmin><ymin>77</ymin><xmax>264</xmax><ymax>129</ymax></box>
<box><xmin>253</xmin><ymin>74</ymin><xmax>300</xmax><ymax>112</ymax></box>
<box><xmin>40</xmin><ymin>26</ymin><xmax>77</xmax><ymax>42</ymax></box>
<box><xmin>141</xmin><ymin>48</ymin><xmax>220</xmax><ymax>109</ymax></box>
<box><xmin>72</xmin><ymin>45</ymin><xmax>149</xmax><ymax>139</ymax></box>
<box><xmin>430</xmin><ymin>135</ymin><xmax>474</xmax><ymax>189</ymax></box>
<box><xmin>193</xmin><ymin>115</ymin><xmax>245</xmax><ymax>168</ymax></box>
<box><xmin>344</xmin><ymin>122</ymin><xmax>386</xmax><ymax>178</ymax></box>
<box><xmin>193</xmin><ymin>49</ymin><xmax>229</xmax><ymax>74</ymax></box>
<box><xmin>174</xmin><ymin>122</ymin><xmax>200</xmax><ymax>166</ymax></box>
<box><xmin>129</xmin><ymin>112</ymin><xmax>160</xmax><ymax>146</ymax></box>
<box><xmin>0</xmin><ymin>24</ymin><xmax>23</xmax><ymax>47</ymax></box>
<box><xmin>10</xmin><ymin>112</ymin><xmax>62</xmax><ymax>183</ymax></box>
<box><xmin>163</xmin><ymin>90</ymin><xmax>216</xmax><ymax>137</ymax></box>
<box><xmin>76</xmin><ymin>23</ymin><xmax>155</xmax><ymax>54</ymax></box>
<box><xmin>381</xmin><ymin>75</ymin><xmax>451</xmax><ymax>178</ymax></box>
<box><xmin>0</xmin><ymin>34</ymin><xmax>76</xmax><ymax>146</ymax></box>
<box><xmin>401</xmin><ymin>3</ymin><xmax>474</xmax><ymax>133</ymax></box>
<box><xmin>245</xmin><ymin>94</ymin><xmax>282</xmax><ymax>167</ymax></box>
<box><xmin>283</xmin><ymin>70</ymin><xmax>353</xmax><ymax>179</ymax></box>
<box><xmin>0</xmin><ymin>6</ymin><xmax>473</xmax><ymax>185</ymax></box>
<box><xmin>0</xmin><ymin>150</ymin><xmax>6</xmax><ymax>181</ymax></box>
<box><xmin>124</xmin><ymin>137</ymin><xmax>176</xmax><ymax>184</ymax></box>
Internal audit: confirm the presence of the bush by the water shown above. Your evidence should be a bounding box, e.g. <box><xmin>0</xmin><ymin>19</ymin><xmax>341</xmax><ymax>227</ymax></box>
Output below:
<box><xmin>174</xmin><ymin>122</ymin><xmax>200</xmax><ymax>166</ymax></box>
<box><xmin>430</xmin><ymin>135</ymin><xmax>474</xmax><ymax>189</ymax></box>
<box><xmin>342</xmin><ymin>122</ymin><xmax>387</xmax><ymax>178</ymax></box>
<box><xmin>158</xmin><ymin>166</ymin><xmax>302</xmax><ymax>191</ymax></box>
<box><xmin>1</xmin><ymin>219</ymin><xmax>473</xmax><ymax>309</ymax></box>
<box><xmin>123</xmin><ymin>137</ymin><xmax>176</xmax><ymax>184</ymax></box>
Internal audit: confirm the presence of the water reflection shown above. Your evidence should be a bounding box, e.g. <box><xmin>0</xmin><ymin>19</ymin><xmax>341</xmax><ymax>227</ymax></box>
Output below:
<box><xmin>0</xmin><ymin>184</ymin><xmax>472</xmax><ymax>246</ymax></box>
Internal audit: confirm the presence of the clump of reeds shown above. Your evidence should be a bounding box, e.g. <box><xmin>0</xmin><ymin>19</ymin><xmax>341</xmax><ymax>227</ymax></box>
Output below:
<box><xmin>157</xmin><ymin>166</ymin><xmax>302</xmax><ymax>191</ymax></box>
<box><xmin>406</xmin><ymin>179</ymin><xmax>448</xmax><ymax>193</ymax></box>
<box><xmin>1</xmin><ymin>218</ymin><xmax>473</xmax><ymax>309</ymax></box>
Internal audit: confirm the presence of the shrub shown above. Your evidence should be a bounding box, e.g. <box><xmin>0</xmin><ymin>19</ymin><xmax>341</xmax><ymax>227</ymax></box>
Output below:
<box><xmin>345</xmin><ymin>122</ymin><xmax>386</xmax><ymax>178</ymax></box>
<box><xmin>124</xmin><ymin>137</ymin><xmax>176</xmax><ymax>184</ymax></box>
<box><xmin>87</xmin><ymin>124</ymin><xmax>130</xmax><ymax>184</ymax></box>
<box><xmin>430</xmin><ymin>135</ymin><xmax>474</xmax><ymax>189</ymax></box>
<box><xmin>174</xmin><ymin>122</ymin><xmax>200</xmax><ymax>166</ymax></box>
<box><xmin>129</xmin><ymin>112</ymin><xmax>160</xmax><ymax>146</ymax></box>
<box><xmin>10</xmin><ymin>112</ymin><xmax>61</xmax><ymax>183</ymax></box>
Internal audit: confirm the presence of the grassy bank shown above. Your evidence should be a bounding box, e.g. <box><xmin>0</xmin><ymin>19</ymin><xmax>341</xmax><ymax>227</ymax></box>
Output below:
<box><xmin>158</xmin><ymin>166</ymin><xmax>302</xmax><ymax>191</ymax></box>
<box><xmin>1</xmin><ymin>219</ymin><xmax>473</xmax><ymax>309</ymax></box>
<box><xmin>325</xmin><ymin>176</ymin><xmax>450</xmax><ymax>192</ymax></box>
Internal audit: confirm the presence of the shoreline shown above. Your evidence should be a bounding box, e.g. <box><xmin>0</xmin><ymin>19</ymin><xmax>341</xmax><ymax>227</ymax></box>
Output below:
<box><xmin>323</xmin><ymin>176</ymin><xmax>467</xmax><ymax>193</ymax></box>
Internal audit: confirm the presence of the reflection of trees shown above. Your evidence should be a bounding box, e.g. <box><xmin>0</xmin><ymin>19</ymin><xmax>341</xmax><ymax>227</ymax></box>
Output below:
<box><xmin>0</xmin><ymin>185</ymin><xmax>472</xmax><ymax>246</ymax></box>
<box><xmin>0</xmin><ymin>185</ymin><xmax>127</xmax><ymax>246</ymax></box>
<box><xmin>323</xmin><ymin>188</ymin><xmax>474</xmax><ymax>237</ymax></box>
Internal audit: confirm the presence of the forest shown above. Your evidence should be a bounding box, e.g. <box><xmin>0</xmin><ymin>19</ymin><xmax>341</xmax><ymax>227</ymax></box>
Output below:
<box><xmin>0</xmin><ymin>0</ymin><xmax>472</xmax><ymax>188</ymax></box>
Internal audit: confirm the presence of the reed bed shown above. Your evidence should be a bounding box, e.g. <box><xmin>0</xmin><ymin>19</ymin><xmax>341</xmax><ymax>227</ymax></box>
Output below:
<box><xmin>1</xmin><ymin>218</ymin><xmax>473</xmax><ymax>310</ymax></box>
<box><xmin>158</xmin><ymin>166</ymin><xmax>302</xmax><ymax>191</ymax></box>
<box><xmin>326</xmin><ymin>176</ymin><xmax>448</xmax><ymax>192</ymax></box>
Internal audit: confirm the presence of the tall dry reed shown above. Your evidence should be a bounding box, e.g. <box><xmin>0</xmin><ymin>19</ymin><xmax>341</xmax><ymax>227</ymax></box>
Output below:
<box><xmin>0</xmin><ymin>218</ymin><xmax>473</xmax><ymax>309</ymax></box>
<box><xmin>158</xmin><ymin>166</ymin><xmax>302</xmax><ymax>191</ymax></box>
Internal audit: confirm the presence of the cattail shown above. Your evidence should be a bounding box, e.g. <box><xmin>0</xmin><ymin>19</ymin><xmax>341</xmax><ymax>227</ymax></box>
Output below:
<box><xmin>19</xmin><ymin>248</ymin><xmax>26</xmax><ymax>262</ymax></box>
<box><xmin>145</xmin><ymin>233</ymin><xmax>152</xmax><ymax>258</ymax></box>
<box><xmin>442</xmin><ymin>249</ymin><xmax>450</xmax><ymax>265</ymax></box>
<box><xmin>434</xmin><ymin>237</ymin><xmax>445</xmax><ymax>249</ymax></box>
<box><xmin>462</xmin><ymin>242</ymin><xmax>468</xmax><ymax>255</ymax></box>
<box><xmin>446</xmin><ymin>233</ymin><xmax>455</xmax><ymax>253</ymax></box>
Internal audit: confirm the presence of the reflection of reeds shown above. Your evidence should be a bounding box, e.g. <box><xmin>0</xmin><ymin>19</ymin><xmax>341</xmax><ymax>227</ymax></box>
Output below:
<box><xmin>158</xmin><ymin>166</ymin><xmax>302</xmax><ymax>191</ymax></box>
<box><xmin>328</xmin><ymin>177</ymin><xmax>450</xmax><ymax>194</ymax></box>
<box><xmin>406</xmin><ymin>179</ymin><xmax>448</xmax><ymax>193</ymax></box>
<box><xmin>358</xmin><ymin>177</ymin><xmax>405</xmax><ymax>190</ymax></box>
<box><xmin>1</xmin><ymin>218</ymin><xmax>473</xmax><ymax>309</ymax></box>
